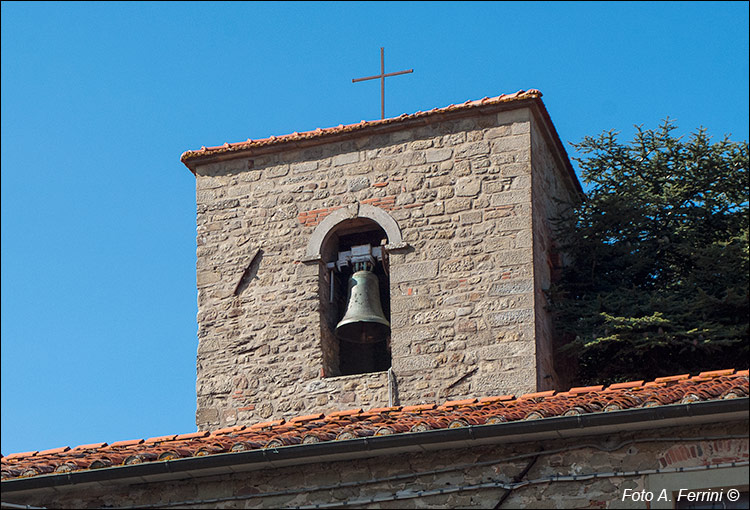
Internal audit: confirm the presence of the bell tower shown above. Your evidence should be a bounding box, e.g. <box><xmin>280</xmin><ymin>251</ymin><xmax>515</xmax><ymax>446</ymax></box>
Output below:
<box><xmin>181</xmin><ymin>90</ymin><xmax>582</xmax><ymax>431</ymax></box>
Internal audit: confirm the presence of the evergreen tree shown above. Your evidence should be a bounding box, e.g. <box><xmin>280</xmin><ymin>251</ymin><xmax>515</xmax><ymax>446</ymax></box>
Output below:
<box><xmin>551</xmin><ymin>120</ymin><xmax>749</xmax><ymax>384</ymax></box>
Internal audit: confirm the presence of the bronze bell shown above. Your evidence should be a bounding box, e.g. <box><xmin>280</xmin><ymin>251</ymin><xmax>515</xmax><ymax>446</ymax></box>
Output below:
<box><xmin>335</xmin><ymin>269</ymin><xmax>390</xmax><ymax>344</ymax></box>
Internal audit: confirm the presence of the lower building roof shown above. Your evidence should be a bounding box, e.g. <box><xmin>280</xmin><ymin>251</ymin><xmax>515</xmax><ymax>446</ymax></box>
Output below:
<box><xmin>2</xmin><ymin>368</ymin><xmax>747</xmax><ymax>489</ymax></box>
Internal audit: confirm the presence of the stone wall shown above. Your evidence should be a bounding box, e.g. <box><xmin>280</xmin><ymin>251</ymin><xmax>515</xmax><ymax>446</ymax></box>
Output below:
<box><xmin>530</xmin><ymin>120</ymin><xmax>581</xmax><ymax>390</ymax></box>
<box><xmin>10</xmin><ymin>420</ymin><xmax>747</xmax><ymax>508</ymax></box>
<box><xmin>193</xmin><ymin>105</ymin><xmax>578</xmax><ymax>431</ymax></box>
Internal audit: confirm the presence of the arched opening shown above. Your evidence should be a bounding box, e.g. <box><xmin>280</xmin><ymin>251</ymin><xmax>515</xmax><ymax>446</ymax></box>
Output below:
<box><xmin>319</xmin><ymin>218</ymin><xmax>391</xmax><ymax>377</ymax></box>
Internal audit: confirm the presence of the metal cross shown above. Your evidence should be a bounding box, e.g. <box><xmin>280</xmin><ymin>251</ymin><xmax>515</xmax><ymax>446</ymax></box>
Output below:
<box><xmin>352</xmin><ymin>47</ymin><xmax>413</xmax><ymax>120</ymax></box>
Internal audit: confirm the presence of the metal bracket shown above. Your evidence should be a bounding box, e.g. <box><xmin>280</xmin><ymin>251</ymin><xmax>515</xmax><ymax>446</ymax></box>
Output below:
<box><xmin>333</xmin><ymin>244</ymin><xmax>383</xmax><ymax>271</ymax></box>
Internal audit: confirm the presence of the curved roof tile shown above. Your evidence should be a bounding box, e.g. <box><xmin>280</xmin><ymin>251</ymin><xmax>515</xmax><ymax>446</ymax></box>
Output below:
<box><xmin>2</xmin><ymin>369</ymin><xmax>747</xmax><ymax>481</ymax></box>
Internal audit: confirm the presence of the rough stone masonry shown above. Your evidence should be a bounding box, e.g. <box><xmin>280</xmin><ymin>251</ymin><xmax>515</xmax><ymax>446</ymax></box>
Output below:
<box><xmin>183</xmin><ymin>95</ymin><xmax>582</xmax><ymax>431</ymax></box>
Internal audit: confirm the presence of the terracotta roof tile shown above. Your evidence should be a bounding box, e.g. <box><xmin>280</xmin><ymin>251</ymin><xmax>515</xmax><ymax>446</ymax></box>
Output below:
<box><xmin>699</xmin><ymin>369</ymin><xmax>736</xmax><ymax>378</ymax></box>
<box><xmin>288</xmin><ymin>413</ymin><xmax>325</xmax><ymax>424</ymax></box>
<box><xmin>568</xmin><ymin>385</ymin><xmax>605</xmax><ymax>395</ymax></box>
<box><xmin>38</xmin><ymin>446</ymin><xmax>70</xmax><ymax>456</ymax></box>
<box><xmin>370</xmin><ymin>406</ymin><xmax>402</xmax><ymax>413</ymax></box>
<box><xmin>180</xmin><ymin>90</ymin><xmax>544</xmax><ymax>166</ymax></box>
<box><xmin>72</xmin><ymin>442</ymin><xmax>107</xmax><ymax>451</ymax></box>
<box><xmin>654</xmin><ymin>374</ymin><xmax>690</xmax><ymax>384</ymax></box>
<box><xmin>439</xmin><ymin>398</ymin><xmax>478</xmax><ymax>409</ymax></box>
<box><xmin>327</xmin><ymin>408</ymin><xmax>363</xmax><ymax>417</ymax></box>
<box><xmin>248</xmin><ymin>419</ymin><xmax>285</xmax><ymax>430</ymax></box>
<box><xmin>211</xmin><ymin>425</ymin><xmax>246</xmax><ymax>436</ymax></box>
<box><xmin>519</xmin><ymin>390</ymin><xmax>556</xmax><ymax>400</ymax></box>
<box><xmin>401</xmin><ymin>404</ymin><xmax>437</xmax><ymax>413</ymax></box>
<box><xmin>3</xmin><ymin>451</ymin><xmax>37</xmax><ymax>460</ymax></box>
<box><xmin>175</xmin><ymin>431</ymin><xmax>210</xmax><ymax>441</ymax></box>
<box><xmin>108</xmin><ymin>439</ymin><xmax>144</xmax><ymax>448</ymax></box>
<box><xmin>606</xmin><ymin>380</ymin><xmax>645</xmax><ymax>391</ymax></box>
<box><xmin>478</xmin><ymin>395</ymin><xmax>515</xmax><ymax>404</ymax></box>
<box><xmin>3</xmin><ymin>369</ymin><xmax>747</xmax><ymax>482</ymax></box>
<box><xmin>643</xmin><ymin>381</ymin><xmax>665</xmax><ymax>388</ymax></box>
<box><xmin>144</xmin><ymin>434</ymin><xmax>177</xmax><ymax>444</ymax></box>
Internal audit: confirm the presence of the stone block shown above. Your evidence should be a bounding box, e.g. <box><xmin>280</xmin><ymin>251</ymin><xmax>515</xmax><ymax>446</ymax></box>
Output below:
<box><xmin>460</xmin><ymin>211</ymin><xmax>483</xmax><ymax>225</ymax></box>
<box><xmin>511</xmin><ymin>121</ymin><xmax>531</xmax><ymax>134</ymax></box>
<box><xmin>423</xmin><ymin>201</ymin><xmax>444</xmax><ymax>216</ymax></box>
<box><xmin>489</xmin><ymin>190</ymin><xmax>528</xmax><ymax>207</ymax></box>
<box><xmin>410</xmin><ymin>139</ymin><xmax>434</xmax><ymax>150</ymax></box>
<box><xmin>347</xmin><ymin>176</ymin><xmax>369</xmax><ymax>192</ymax></box>
<box><xmin>489</xmin><ymin>279</ymin><xmax>533</xmax><ymax>296</ymax></box>
<box><xmin>391</xmin><ymin>260</ymin><xmax>439</xmax><ymax>283</ymax></box>
<box><xmin>484</xmin><ymin>178</ymin><xmax>516</xmax><ymax>194</ymax></box>
<box><xmin>265</xmin><ymin>165</ymin><xmax>289</xmax><ymax>178</ymax></box>
<box><xmin>499</xmin><ymin>162</ymin><xmax>531</xmax><ymax>176</ymax></box>
<box><xmin>393</xmin><ymin>354</ymin><xmax>439</xmax><ymax>371</ymax></box>
<box><xmin>426</xmin><ymin>148</ymin><xmax>452</xmax><ymax>163</ymax></box>
<box><xmin>455</xmin><ymin>141</ymin><xmax>490</xmax><ymax>160</ymax></box>
<box><xmin>291</xmin><ymin>161</ymin><xmax>318</xmax><ymax>174</ymax></box>
<box><xmin>491</xmin><ymin>134</ymin><xmax>528</xmax><ymax>153</ymax></box>
<box><xmin>487</xmin><ymin>308</ymin><xmax>534</xmax><ymax>327</ymax></box>
<box><xmin>196</xmin><ymin>407</ymin><xmax>219</xmax><ymax>425</ymax></box>
<box><xmin>455</xmin><ymin>177</ymin><xmax>481</xmax><ymax>196</ymax></box>
<box><xmin>496</xmin><ymin>108</ymin><xmax>530</xmax><ymax>124</ymax></box>
<box><xmin>484</xmin><ymin>125</ymin><xmax>512</xmax><ymax>139</ymax></box>
<box><xmin>478</xmin><ymin>341</ymin><xmax>534</xmax><ymax>361</ymax></box>
<box><xmin>444</xmin><ymin>197</ymin><xmax>472</xmax><ymax>214</ymax></box>
<box><xmin>332</xmin><ymin>152</ymin><xmax>360</xmax><ymax>166</ymax></box>
<box><xmin>197</xmin><ymin>271</ymin><xmax>221</xmax><ymax>286</ymax></box>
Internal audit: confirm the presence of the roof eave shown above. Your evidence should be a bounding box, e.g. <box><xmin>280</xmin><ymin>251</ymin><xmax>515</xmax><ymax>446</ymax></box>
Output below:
<box><xmin>180</xmin><ymin>97</ymin><xmax>543</xmax><ymax>174</ymax></box>
<box><xmin>3</xmin><ymin>398</ymin><xmax>747</xmax><ymax>495</ymax></box>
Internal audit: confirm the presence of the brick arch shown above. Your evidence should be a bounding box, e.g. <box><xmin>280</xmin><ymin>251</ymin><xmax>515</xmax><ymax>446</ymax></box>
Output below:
<box><xmin>305</xmin><ymin>204</ymin><xmax>403</xmax><ymax>259</ymax></box>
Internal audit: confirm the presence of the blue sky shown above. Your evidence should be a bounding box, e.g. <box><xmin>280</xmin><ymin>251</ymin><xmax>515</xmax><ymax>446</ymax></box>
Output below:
<box><xmin>1</xmin><ymin>1</ymin><xmax>748</xmax><ymax>455</ymax></box>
